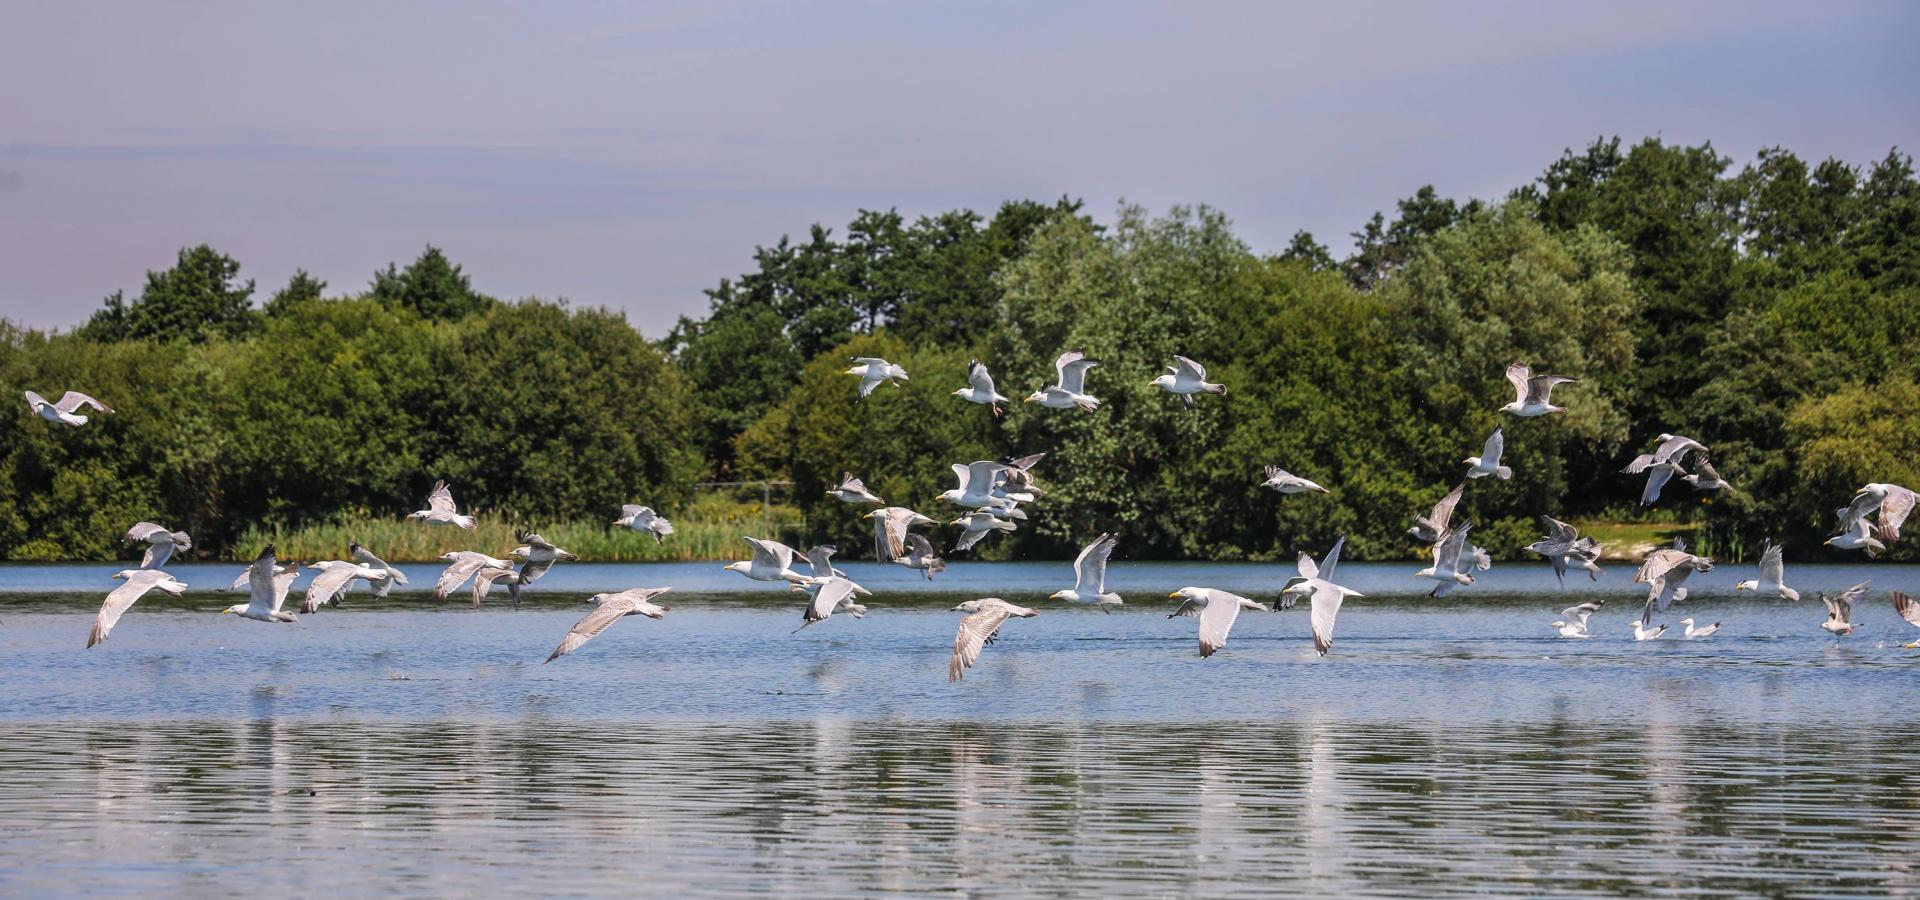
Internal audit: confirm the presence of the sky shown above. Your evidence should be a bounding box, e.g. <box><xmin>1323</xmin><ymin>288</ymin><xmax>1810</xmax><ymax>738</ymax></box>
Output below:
<box><xmin>2</xmin><ymin>1</ymin><xmax>1915</xmax><ymax>337</ymax></box>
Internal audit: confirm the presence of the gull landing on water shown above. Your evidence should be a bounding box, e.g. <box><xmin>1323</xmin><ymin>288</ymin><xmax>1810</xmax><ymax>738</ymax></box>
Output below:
<box><xmin>1049</xmin><ymin>532</ymin><xmax>1123</xmax><ymax>613</ymax></box>
<box><xmin>1025</xmin><ymin>350</ymin><xmax>1100</xmax><ymax>411</ymax></box>
<box><xmin>1501</xmin><ymin>363</ymin><xmax>1577</xmax><ymax>417</ymax></box>
<box><xmin>1819</xmin><ymin>581</ymin><xmax>1870</xmax><ymax>636</ymax></box>
<box><xmin>1150</xmin><ymin>355</ymin><xmax>1227</xmax><ymax>409</ymax></box>
<box><xmin>1552</xmin><ymin>600</ymin><xmax>1603</xmax><ymax>638</ymax></box>
<box><xmin>409</xmin><ymin>480</ymin><xmax>476</xmax><ymax>530</ymax></box>
<box><xmin>1527</xmin><ymin>517</ymin><xmax>1603</xmax><ymax>588</ymax></box>
<box><xmin>25</xmin><ymin>390</ymin><xmax>114</xmax><ymax>426</ymax></box>
<box><xmin>1168</xmin><ymin>587</ymin><xmax>1266</xmax><ymax>659</ymax></box>
<box><xmin>1464</xmin><ymin>427</ymin><xmax>1512</xmax><ymax>480</ymax></box>
<box><xmin>544</xmin><ymin>588</ymin><xmax>672</xmax><ymax>663</ymax></box>
<box><xmin>952</xmin><ymin>359</ymin><xmax>1009</xmax><ymax>416</ymax></box>
<box><xmin>1415</xmin><ymin>522</ymin><xmax>1477</xmax><ymax>598</ymax></box>
<box><xmin>1678</xmin><ymin>618</ymin><xmax>1720</xmax><ymax>640</ymax></box>
<box><xmin>847</xmin><ymin>357</ymin><xmax>908</xmax><ymax>399</ymax></box>
<box><xmin>949</xmin><ymin>599</ymin><xmax>1038</xmax><ymax>682</ymax></box>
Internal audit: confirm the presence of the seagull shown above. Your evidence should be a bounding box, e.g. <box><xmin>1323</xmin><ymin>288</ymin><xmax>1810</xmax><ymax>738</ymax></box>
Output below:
<box><xmin>1280</xmin><ymin>537</ymin><xmax>1363</xmax><ymax>656</ymax></box>
<box><xmin>1825</xmin><ymin>515</ymin><xmax>1887</xmax><ymax>557</ymax></box>
<box><xmin>1415</xmin><ymin>522</ymin><xmax>1476</xmax><ymax>598</ymax></box>
<box><xmin>940</xmin><ymin>461</ymin><xmax>1013</xmax><ymax>510</ymax></box>
<box><xmin>866</xmin><ymin>507</ymin><xmax>935</xmax><ymax>561</ymax></box>
<box><xmin>1168</xmin><ymin>587</ymin><xmax>1266</xmax><ymax>658</ymax></box>
<box><xmin>1624</xmin><ymin>435</ymin><xmax>1704</xmax><ymax>506</ymax></box>
<box><xmin>1820</xmin><ymin>581</ymin><xmax>1870</xmax><ymax>636</ymax></box>
<box><xmin>507</xmin><ymin>532</ymin><xmax>578</xmax><ymax>605</ymax></box>
<box><xmin>1835</xmin><ymin>483</ymin><xmax>1916</xmax><ymax>544</ymax></box>
<box><xmin>949</xmin><ymin>509</ymin><xmax>1017</xmax><ymax>553</ymax></box>
<box><xmin>892</xmin><ymin>532</ymin><xmax>946</xmax><ymax>580</ymax></box>
<box><xmin>350</xmin><ymin>543</ymin><xmax>407</xmax><ymax>597</ymax></box>
<box><xmin>1150</xmin><ymin>355</ymin><xmax>1227</xmax><ymax>409</ymax></box>
<box><xmin>408</xmin><ymin>480</ymin><xmax>475</xmax><ymax>529</ymax></box>
<box><xmin>1501</xmin><ymin>363</ymin><xmax>1578</xmax><ymax>417</ymax></box>
<box><xmin>1678</xmin><ymin>618</ymin><xmax>1720</xmax><ymax>640</ymax></box>
<box><xmin>799</xmin><ymin>543</ymin><xmax>853</xmax><ymax>582</ymax></box>
<box><xmin>1682</xmin><ymin>457</ymin><xmax>1732</xmax><ymax>491</ymax></box>
<box><xmin>826</xmin><ymin>472</ymin><xmax>884</xmax><ymax>504</ymax></box>
<box><xmin>846</xmin><ymin>357</ymin><xmax>908</xmax><ymax>399</ymax></box>
<box><xmin>1024</xmin><ymin>349</ymin><xmax>1101</xmax><ymax>411</ymax></box>
<box><xmin>793</xmin><ymin>576</ymin><xmax>868</xmax><ymax>634</ymax></box>
<box><xmin>1527</xmin><ymin>517</ymin><xmax>1603</xmax><ymax>587</ymax></box>
<box><xmin>87</xmin><ymin>569</ymin><xmax>187</xmax><ymax>648</ymax></box>
<box><xmin>1552</xmin><ymin>600</ymin><xmax>1603</xmax><ymax>638</ymax></box>
<box><xmin>1049</xmin><ymin>532</ymin><xmax>1123</xmax><ymax>613</ymax></box>
<box><xmin>1890</xmin><ymin>592</ymin><xmax>1920</xmax><ymax>648</ymax></box>
<box><xmin>612</xmin><ymin>505</ymin><xmax>675</xmax><ymax>544</ymax></box>
<box><xmin>299</xmin><ymin>560</ymin><xmax>387</xmax><ymax>613</ymax></box>
<box><xmin>1262</xmin><ymin>465</ymin><xmax>1329</xmax><ymax>494</ymax></box>
<box><xmin>948</xmin><ymin>598</ymin><xmax>1038</xmax><ymax>681</ymax></box>
<box><xmin>1001</xmin><ymin>452</ymin><xmax>1048</xmax><ymax>498</ymax></box>
<box><xmin>952</xmin><ymin>359</ymin><xmax>1010</xmax><ymax>416</ymax></box>
<box><xmin>122</xmin><ymin>522</ymin><xmax>191</xmax><ymax>569</ymax></box>
<box><xmin>222</xmin><ymin>545</ymin><xmax>301</xmax><ymax>623</ymax></box>
<box><xmin>219</xmin><ymin>559</ymin><xmax>293</xmax><ymax>593</ymax></box>
<box><xmin>1464</xmin><ymin>427</ymin><xmax>1512</xmax><ymax>480</ymax></box>
<box><xmin>1631</xmin><ymin>456</ymin><xmax>1689</xmax><ymax>506</ymax></box>
<box><xmin>1407</xmin><ymin>482</ymin><xmax>1466</xmax><ymax>544</ymax></box>
<box><xmin>1633</xmin><ymin>538</ymin><xmax>1714</xmax><ymax>624</ymax></box>
<box><xmin>723</xmin><ymin>537</ymin><xmax>817</xmax><ymax>584</ymax></box>
<box><xmin>1630</xmin><ymin>620</ymin><xmax>1668</xmax><ymax>641</ymax></box>
<box><xmin>25</xmin><ymin>390</ymin><xmax>114</xmax><ymax>426</ymax></box>
<box><xmin>544</xmin><ymin>588</ymin><xmax>672</xmax><ymax>663</ymax></box>
<box><xmin>433</xmin><ymin>550</ymin><xmax>515</xmax><ymax>602</ymax></box>
<box><xmin>468</xmin><ymin>563</ymin><xmax>523</xmax><ymax>608</ymax></box>
<box><xmin>1734</xmin><ymin>540</ymin><xmax>1800</xmax><ymax>601</ymax></box>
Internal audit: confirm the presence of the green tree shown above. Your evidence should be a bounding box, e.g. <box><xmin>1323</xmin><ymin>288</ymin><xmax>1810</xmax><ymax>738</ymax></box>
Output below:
<box><xmin>80</xmin><ymin>245</ymin><xmax>258</xmax><ymax>343</ymax></box>
<box><xmin>370</xmin><ymin>246</ymin><xmax>493</xmax><ymax>320</ymax></box>
<box><xmin>264</xmin><ymin>269</ymin><xmax>328</xmax><ymax>316</ymax></box>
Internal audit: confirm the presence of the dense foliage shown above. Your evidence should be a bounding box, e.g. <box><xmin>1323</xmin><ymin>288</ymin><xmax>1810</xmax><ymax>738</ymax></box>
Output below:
<box><xmin>3</xmin><ymin>138</ymin><xmax>1915</xmax><ymax>562</ymax></box>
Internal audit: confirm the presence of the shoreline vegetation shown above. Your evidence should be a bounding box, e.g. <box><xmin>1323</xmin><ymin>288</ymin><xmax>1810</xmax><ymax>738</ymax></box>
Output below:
<box><xmin>3</xmin><ymin>137</ymin><xmax>1916</xmax><ymax>565</ymax></box>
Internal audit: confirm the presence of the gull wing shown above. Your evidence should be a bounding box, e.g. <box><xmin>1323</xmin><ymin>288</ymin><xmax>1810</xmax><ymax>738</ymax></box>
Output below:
<box><xmin>803</xmin><ymin>577</ymin><xmax>860</xmax><ymax>627</ymax></box>
<box><xmin>518</xmin><ymin>532</ymin><xmax>558</xmax><ymax>552</ymax></box>
<box><xmin>1758</xmin><ymin>541</ymin><xmax>1786</xmax><ymax>585</ymax></box>
<box><xmin>55</xmin><ymin>391</ymin><xmax>114</xmax><ymax>414</ymax></box>
<box><xmin>1504</xmin><ymin>363</ymin><xmax>1532</xmax><ymax>405</ymax></box>
<box><xmin>427</xmin><ymin>480</ymin><xmax>459</xmax><ymax>515</ymax></box>
<box><xmin>1295</xmin><ymin>550</ymin><xmax>1318</xmax><ymax>582</ymax></box>
<box><xmin>951</xmin><ymin>606</ymin><xmax>1015</xmax><ymax>681</ymax></box>
<box><xmin>1480</xmin><ymin>428</ymin><xmax>1504</xmax><ymax>463</ymax></box>
<box><xmin>1007</xmin><ymin>452</ymin><xmax>1046</xmax><ymax>471</ymax></box>
<box><xmin>873</xmin><ymin>508</ymin><xmax>911</xmax><ymax>560</ymax></box>
<box><xmin>1052</xmin><ymin>349</ymin><xmax>1087</xmax><ymax>387</ymax></box>
<box><xmin>1429</xmin><ymin>483</ymin><xmax>1466</xmax><ymax>533</ymax></box>
<box><xmin>301</xmin><ymin>564</ymin><xmax>361</xmax><ymax>613</ymax></box>
<box><xmin>966</xmin><ymin>460</ymin><xmax>1007</xmax><ymax>494</ymax></box>
<box><xmin>1543</xmin><ymin>517</ymin><xmax>1577</xmax><ymax>542</ymax></box>
<box><xmin>1877</xmin><ymin>485</ymin><xmax>1915</xmax><ymax>541</ymax></box>
<box><xmin>1172</xmin><ymin>355</ymin><xmax>1206</xmax><ymax>381</ymax></box>
<box><xmin>90</xmin><ymin>571</ymin><xmax>182</xmax><ymax>647</ymax></box>
<box><xmin>1656</xmin><ymin>434</ymin><xmax>1704</xmax><ymax>462</ymax></box>
<box><xmin>967</xmin><ymin>359</ymin><xmax>996</xmax><ymax>394</ymax></box>
<box><xmin>1435</xmin><ymin>523</ymin><xmax>1472</xmax><ymax>573</ymax></box>
<box><xmin>905</xmin><ymin>532</ymin><xmax>937</xmax><ymax>565</ymax></box>
<box><xmin>1560</xmin><ymin>600</ymin><xmax>1603</xmax><ymax>627</ymax></box>
<box><xmin>544</xmin><ymin>594</ymin><xmax>664</xmax><ymax>663</ymax></box>
<box><xmin>1055</xmin><ymin>350</ymin><xmax>1099</xmax><ymax>394</ymax></box>
<box><xmin>1308</xmin><ymin>583</ymin><xmax>1342</xmax><ymax>656</ymax></box>
<box><xmin>1196</xmin><ymin>593</ymin><xmax>1244</xmax><ymax>659</ymax></box>
<box><xmin>805</xmin><ymin>544</ymin><xmax>839</xmax><ymax>579</ymax></box>
<box><xmin>1641</xmin><ymin>466</ymin><xmax>1678</xmax><ymax>505</ymax></box>
<box><xmin>745</xmin><ymin>536</ymin><xmax>783</xmax><ymax>568</ymax></box>
<box><xmin>23</xmin><ymin>390</ymin><xmax>48</xmax><ymax>408</ymax></box>
<box><xmin>1320</xmin><ymin>535</ymin><xmax>1346</xmax><ymax>584</ymax></box>
<box><xmin>1073</xmin><ymin>533</ymin><xmax>1116</xmax><ymax>594</ymax></box>
<box><xmin>1527</xmin><ymin>373</ymin><xmax>1577</xmax><ymax>404</ymax></box>
<box><xmin>1892</xmin><ymin>592</ymin><xmax>1920</xmax><ymax>629</ymax></box>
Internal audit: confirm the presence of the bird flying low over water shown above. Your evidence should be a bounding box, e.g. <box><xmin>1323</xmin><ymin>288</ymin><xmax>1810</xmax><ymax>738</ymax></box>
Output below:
<box><xmin>893</xmin><ymin>533</ymin><xmax>946</xmax><ymax>580</ymax></box>
<box><xmin>950</xmin><ymin>509</ymin><xmax>1017</xmax><ymax>553</ymax></box>
<box><xmin>1150</xmin><ymin>355</ymin><xmax>1227</xmax><ymax>409</ymax></box>
<box><xmin>223</xmin><ymin>545</ymin><xmax>301</xmax><ymax>623</ymax></box>
<box><xmin>1168</xmin><ymin>587</ymin><xmax>1266</xmax><ymax>658</ymax></box>
<box><xmin>1415</xmin><ymin>522</ymin><xmax>1476</xmax><ymax>598</ymax></box>
<box><xmin>1833</xmin><ymin>483</ymin><xmax>1915</xmax><ymax>545</ymax></box>
<box><xmin>867</xmin><ymin>506</ymin><xmax>935</xmax><ymax>562</ymax></box>
<box><xmin>507</xmin><ymin>532</ymin><xmax>577</xmax><ymax>605</ymax></box>
<box><xmin>1825</xmin><ymin>515</ymin><xmax>1886</xmax><ymax>558</ymax></box>
<box><xmin>1501</xmin><ymin>363</ymin><xmax>1577</xmax><ymax>417</ymax></box>
<box><xmin>1407</xmin><ymin>482</ymin><xmax>1465</xmax><ymax>545</ymax></box>
<box><xmin>88</xmin><ymin>569</ymin><xmax>187</xmax><ymax>648</ymax></box>
<box><xmin>949</xmin><ymin>598</ymin><xmax>1038</xmax><ymax>681</ymax></box>
<box><xmin>1682</xmin><ymin>456</ymin><xmax>1731</xmax><ymax>492</ymax></box>
<box><xmin>1464</xmin><ymin>427</ymin><xmax>1512</xmax><ymax>480</ymax></box>
<box><xmin>952</xmin><ymin>359</ymin><xmax>1010</xmax><ymax>416</ymax></box>
<box><xmin>724</xmin><ymin>537</ymin><xmax>818</xmax><ymax>584</ymax></box>
<box><xmin>1678</xmin><ymin>618</ymin><xmax>1720</xmax><ymax>640</ymax></box>
<box><xmin>1890</xmin><ymin>592</ymin><xmax>1920</xmax><ymax>648</ymax></box>
<box><xmin>1625</xmin><ymin>434</ymin><xmax>1705</xmax><ymax>506</ymax></box>
<box><xmin>613</xmin><ymin>505</ymin><xmax>675</xmax><ymax>544</ymax></box>
<box><xmin>300</xmin><ymin>560</ymin><xmax>386</xmax><ymax>614</ymax></box>
<box><xmin>1025</xmin><ymin>350</ymin><xmax>1101</xmax><ymax>411</ymax></box>
<box><xmin>25</xmin><ymin>390</ymin><xmax>114</xmax><ymax>426</ymax></box>
<box><xmin>1820</xmin><ymin>581</ymin><xmax>1870</xmax><ymax>636</ymax></box>
<box><xmin>1262</xmin><ymin>466</ymin><xmax>1328</xmax><ymax>494</ymax></box>
<box><xmin>1633</xmin><ymin>539</ymin><xmax>1713</xmax><ymax>625</ymax></box>
<box><xmin>1552</xmin><ymin>600</ymin><xmax>1602</xmax><ymax>638</ymax></box>
<box><xmin>1281</xmin><ymin>536</ymin><xmax>1362</xmax><ymax>656</ymax></box>
<box><xmin>350</xmin><ymin>543</ymin><xmax>407</xmax><ymax>597</ymax></box>
<box><xmin>1527</xmin><ymin>517</ymin><xmax>1603</xmax><ymax>587</ymax></box>
<box><xmin>1050</xmin><ymin>532</ymin><xmax>1123</xmax><ymax>613</ymax></box>
<box><xmin>847</xmin><ymin>357</ymin><xmax>908</xmax><ymax>399</ymax></box>
<box><xmin>123</xmin><ymin>522</ymin><xmax>191</xmax><ymax>570</ymax></box>
<box><xmin>793</xmin><ymin>576</ymin><xmax>868</xmax><ymax>634</ymax></box>
<box><xmin>409</xmin><ymin>480</ymin><xmax>476</xmax><ymax>530</ymax></box>
<box><xmin>1734</xmin><ymin>541</ymin><xmax>1799</xmax><ymax>602</ymax></box>
<box><xmin>433</xmin><ymin>550</ymin><xmax>515</xmax><ymax>602</ymax></box>
<box><xmin>544</xmin><ymin>588</ymin><xmax>672</xmax><ymax>663</ymax></box>
<box><xmin>826</xmin><ymin>472</ymin><xmax>883</xmax><ymax>505</ymax></box>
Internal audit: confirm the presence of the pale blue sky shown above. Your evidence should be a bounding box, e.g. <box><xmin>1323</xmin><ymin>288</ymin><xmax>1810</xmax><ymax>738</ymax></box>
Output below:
<box><xmin>2</xmin><ymin>1</ymin><xmax>1914</xmax><ymax>336</ymax></box>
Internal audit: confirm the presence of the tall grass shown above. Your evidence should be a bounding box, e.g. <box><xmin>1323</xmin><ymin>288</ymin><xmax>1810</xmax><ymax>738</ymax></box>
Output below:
<box><xmin>229</xmin><ymin>495</ymin><xmax>807</xmax><ymax>562</ymax></box>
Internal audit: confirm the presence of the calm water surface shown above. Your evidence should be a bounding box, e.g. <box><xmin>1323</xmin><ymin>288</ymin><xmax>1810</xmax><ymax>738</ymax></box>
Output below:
<box><xmin>2</xmin><ymin>562</ymin><xmax>1917</xmax><ymax>896</ymax></box>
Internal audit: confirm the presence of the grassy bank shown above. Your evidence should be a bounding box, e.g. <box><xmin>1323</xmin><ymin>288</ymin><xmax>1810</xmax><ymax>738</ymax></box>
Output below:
<box><xmin>228</xmin><ymin>496</ymin><xmax>807</xmax><ymax>562</ymax></box>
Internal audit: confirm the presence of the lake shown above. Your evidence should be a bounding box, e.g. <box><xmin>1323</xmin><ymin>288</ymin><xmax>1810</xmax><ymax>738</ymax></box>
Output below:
<box><xmin>2</xmin><ymin>560</ymin><xmax>1917</xmax><ymax>895</ymax></box>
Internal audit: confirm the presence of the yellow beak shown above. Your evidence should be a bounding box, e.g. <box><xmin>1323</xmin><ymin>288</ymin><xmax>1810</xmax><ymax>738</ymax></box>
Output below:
<box><xmin>1168</xmin><ymin>591</ymin><xmax>1181</xmax><ymax>599</ymax></box>
<box><xmin>1022</xmin><ymin>396</ymin><xmax>1035</xmax><ymax>403</ymax></box>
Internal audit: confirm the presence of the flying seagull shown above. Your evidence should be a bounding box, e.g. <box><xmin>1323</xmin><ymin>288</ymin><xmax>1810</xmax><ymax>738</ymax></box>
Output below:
<box><xmin>940</xmin><ymin>461</ymin><xmax>1013</xmax><ymax>510</ymax></box>
<box><xmin>892</xmin><ymin>532</ymin><xmax>946</xmax><ymax>580</ymax></box>
<box><xmin>544</xmin><ymin>588</ymin><xmax>672</xmax><ymax>663</ymax></box>
<box><xmin>222</xmin><ymin>545</ymin><xmax>301</xmax><ymax>623</ymax></box>
<box><xmin>1464</xmin><ymin>427</ymin><xmax>1512</xmax><ymax>480</ymax></box>
<box><xmin>826</xmin><ymin>472</ymin><xmax>884</xmax><ymax>505</ymax></box>
<box><xmin>1280</xmin><ymin>536</ymin><xmax>1363</xmax><ymax>656</ymax></box>
<box><xmin>846</xmin><ymin>357</ymin><xmax>908</xmax><ymax>399</ymax></box>
<box><xmin>468</xmin><ymin>563</ymin><xmax>523</xmax><ymax>609</ymax></box>
<box><xmin>1526</xmin><ymin>517</ymin><xmax>1603</xmax><ymax>587</ymax></box>
<box><xmin>1025</xmin><ymin>349</ymin><xmax>1101</xmax><ymax>411</ymax></box>
<box><xmin>507</xmin><ymin>532</ymin><xmax>578</xmax><ymax>605</ymax></box>
<box><xmin>1501</xmin><ymin>363</ymin><xmax>1577</xmax><ymax>417</ymax></box>
<box><xmin>1049</xmin><ymin>532</ymin><xmax>1123</xmax><ymax>613</ymax></box>
<box><xmin>299</xmin><ymin>560</ymin><xmax>388</xmax><ymax>614</ymax></box>
<box><xmin>1890</xmin><ymin>591</ymin><xmax>1920</xmax><ymax>648</ymax></box>
<box><xmin>1001</xmin><ymin>452</ymin><xmax>1048</xmax><ymax>498</ymax></box>
<box><xmin>1633</xmin><ymin>538</ymin><xmax>1714</xmax><ymax>624</ymax></box>
<box><xmin>1825</xmin><ymin>515</ymin><xmax>1886</xmax><ymax>558</ymax></box>
<box><xmin>87</xmin><ymin>569</ymin><xmax>187</xmax><ymax>648</ymax></box>
<box><xmin>1415</xmin><ymin>522</ymin><xmax>1477</xmax><ymax>598</ymax></box>
<box><xmin>25</xmin><ymin>390</ymin><xmax>114</xmax><ymax>427</ymax></box>
<box><xmin>866</xmin><ymin>507</ymin><xmax>935</xmax><ymax>562</ymax></box>
<box><xmin>952</xmin><ymin>359</ymin><xmax>1010</xmax><ymax>416</ymax></box>
<box><xmin>1150</xmin><ymin>355</ymin><xmax>1227</xmax><ymax>409</ymax></box>
<box><xmin>793</xmin><ymin>576</ymin><xmax>868</xmax><ymax>634</ymax></box>
<box><xmin>723</xmin><ymin>537</ymin><xmax>817</xmax><ymax>584</ymax></box>
<box><xmin>1262</xmin><ymin>466</ymin><xmax>1329</xmax><ymax>494</ymax></box>
<box><xmin>1834</xmin><ymin>483</ymin><xmax>1916</xmax><ymax>544</ymax></box>
<box><xmin>1681</xmin><ymin>456</ymin><xmax>1731</xmax><ymax>492</ymax></box>
<box><xmin>948</xmin><ymin>598</ymin><xmax>1038</xmax><ymax>681</ymax></box>
<box><xmin>1407</xmin><ymin>482</ymin><xmax>1466</xmax><ymax>544</ymax></box>
<box><xmin>350</xmin><ymin>543</ymin><xmax>407</xmax><ymax>598</ymax></box>
<box><xmin>122</xmin><ymin>522</ymin><xmax>192</xmax><ymax>570</ymax></box>
<box><xmin>1819</xmin><ymin>581</ymin><xmax>1870</xmax><ymax>636</ymax></box>
<box><xmin>409</xmin><ymin>480</ymin><xmax>476</xmax><ymax>529</ymax></box>
<box><xmin>613</xmin><ymin>505</ymin><xmax>675</xmax><ymax>544</ymax></box>
<box><xmin>1552</xmin><ymin>600</ymin><xmax>1603</xmax><ymax>638</ymax></box>
<box><xmin>1168</xmin><ymin>587</ymin><xmax>1267</xmax><ymax>658</ymax></box>
<box><xmin>433</xmin><ymin>550</ymin><xmax>515</xmax><ymax>602</ymax></box>
<box><xmin>949</xmin><ymin>508</ymin><xmax>1017</xmax><ymax>553</ymax></box>
<box><xmin>1734</xmin><ymin>540</ymin><xmax>1800</xmax><ymax>601</ymax></box>
<box><xmin>1624</xmin><ymin>435</ymin><xmax>1704</xmax><ymax>506</ymax></box>
<box><xmin>1678</xmin><ymin>618</ymin><xmax>1720</xmax><ymax>640</ymax></box>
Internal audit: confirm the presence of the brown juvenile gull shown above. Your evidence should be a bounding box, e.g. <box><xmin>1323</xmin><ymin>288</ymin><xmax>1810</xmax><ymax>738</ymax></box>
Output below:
<box><xmin>948</xmin><ymin>598</ymin><xmax>1038</xmax><ymax>681</ymax></box>
<box><xmin>300</xmin><ymin>560</ymin><xmax>388</xmax><ymax>613</ymax></box>
<box><xmin>1632</xmin><ymin>538</ymin><xmax>1714</xmax><ymax>624</ymax></box>
<box><xmin>867</xmin><ymin>506</ymin><xmax>936</xmax><ymax>562</ymax></box>
<box><xmin>1682</xmin><ymin>457</ymin><xmax>1732</xmax><ymax>492</ymax></box>
<box><xmin>1407</xmin><ymin>482</ymin><xmax>1466</xmax><ymax>544</ymax></box>
<box><xmin>544</xmin><ymin>588</ymin><xmax>672</xmax><ymax>663</ymax></box>
<box><xmin>88</xmin><ymin>569</ymin><xmax>188</xmax><ymax>648</ymax></box>
<box><xmin>892</xmin><ymin>532</ymin><xmax>946</xmax><ymax>580</ymax></box>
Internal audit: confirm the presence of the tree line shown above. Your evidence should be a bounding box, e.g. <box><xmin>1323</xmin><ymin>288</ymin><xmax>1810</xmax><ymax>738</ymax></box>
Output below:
<box><xmin>2</xmin><ymin>137</ymin><xmax>1915</xmax><ymax>562</ymax></box>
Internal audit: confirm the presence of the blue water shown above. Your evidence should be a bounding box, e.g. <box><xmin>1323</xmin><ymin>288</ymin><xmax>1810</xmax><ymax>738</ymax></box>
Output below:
<box><xmin>1</xmin><ymin>561</ymin><xmax>1917</xmax><ymax>895</ymax></box>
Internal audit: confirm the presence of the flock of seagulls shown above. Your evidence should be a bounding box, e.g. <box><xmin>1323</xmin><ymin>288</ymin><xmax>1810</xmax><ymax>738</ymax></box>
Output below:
<box><xmin>20</xmin><ymin>348</ymin><xmax>1920</xmax><ymax>681</ymax></box>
